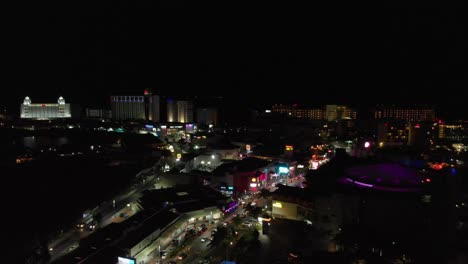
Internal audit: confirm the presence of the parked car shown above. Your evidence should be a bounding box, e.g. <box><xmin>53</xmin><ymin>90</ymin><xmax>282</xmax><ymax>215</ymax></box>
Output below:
<box><xmin>177</xmin><ymin>253</ymin><xmax>188</xmax><ymax>260</ymax></box>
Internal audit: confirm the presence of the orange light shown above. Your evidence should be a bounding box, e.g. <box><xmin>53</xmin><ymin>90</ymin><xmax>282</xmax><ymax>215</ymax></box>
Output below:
<box><xmin>251</xmin><ymin>178</ymin><xmax>256</xmax><ymax>182</ymax></box>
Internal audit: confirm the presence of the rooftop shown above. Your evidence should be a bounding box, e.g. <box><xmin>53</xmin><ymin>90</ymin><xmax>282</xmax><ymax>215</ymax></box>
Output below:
<box><xmin>212</xmin><ymin>157</ymin><xmax>271</xmax><ymax>176</ymax></box>
<box><xmin>117</xmin><ymin>210</ymin><xmax>179</xmax><ymax>250</ymax></box>
<box><xmin>174</xmin><ymin>200</ymin><xmax>219</xmax><ymax>214</ymax></box>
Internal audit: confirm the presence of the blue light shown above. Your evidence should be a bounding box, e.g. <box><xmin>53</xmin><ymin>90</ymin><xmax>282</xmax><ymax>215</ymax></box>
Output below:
<box><xmin>228</xmin><ymin>186</ymin><xmax>234</xmax><ymax>190</ymax></box>
<box><xmin>452</xmin><ymin>168</ymin><xmax>456</xmax><ymax>176</ymax></box>
<box><xmin>278</xmin><ymin>167</ymin><xmax>289</xmax><ymax>174</ymax></box>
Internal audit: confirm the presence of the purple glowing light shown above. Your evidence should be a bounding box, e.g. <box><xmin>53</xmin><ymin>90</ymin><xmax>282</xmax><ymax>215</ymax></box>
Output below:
<box><xmin>341</xmin><ymin>163</ymin><xmax>423</xmax><ymax>193</ymax></box>
<box><xmin>344</xmin><ymin>177</ymin><xmax>374</xmax><ymax>188</ymax></box>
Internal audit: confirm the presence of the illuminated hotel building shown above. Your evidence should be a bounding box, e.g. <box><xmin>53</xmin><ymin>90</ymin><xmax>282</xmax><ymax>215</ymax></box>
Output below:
<box><xmin>325</xmin><ymin>105</ymin><xmax>357</xmax><ymax>121</ymax></box>
<box><xmin>374</xmin><ymin>106</ymin><xmax>435</xmax><ymax>122</ymax></box>
<box><xmin>20</xmin><ymin>96</ymin><xmax>71</xmax><ymax>119</ymax></box>
<box><xmin>438</xmin><ymin>122</ymin><xmax>467</xmax><ymax>142</ymax></box>
<box><xmin>272</xmin><ymin>104</ymin><xmax>323</xmax><ymax>120</ymax></box>
<box><xmin>271</xmin><ymin>104</ymin><xmax>356</xmax><ymax>121</ymax></box>
<box><xmin>196</xmin><ymin>107</ymin><xmax>218</xmax><ymax>126</ymax></box>
<box><xmin>377</xmin><ymin>121</ymin><xmax>409</xmax><ymax>147</ymax></box>
<box><xmin>110</xmin><ymin>90</ymin><xmax>160</xmax><ymax>121</ymax></box>
<box><xmin>167</xmin><ymin>99</ymin><xmax>193</xmax><ymax>123</ymax></box>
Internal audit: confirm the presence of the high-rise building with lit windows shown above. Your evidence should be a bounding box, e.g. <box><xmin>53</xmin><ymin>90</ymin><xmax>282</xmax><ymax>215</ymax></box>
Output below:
<box><xmin>110</xmin><ymin>90</ymin><xmax>160</xmax><ymax>121</ymax></box>
<box><xmin>20</xmin><ymin>96</ymin><xmax>71</xmax><ymax>119</ymax></box>
<box><xmin>374</xmin><ymin>106</ymin><xmax>435</xmax><ymax>122</ymax></box>
<box><xmin>196</xmin><ymin>107</ymin><xmax>218</xmax><ymax>125</ymax></box>
<box><xmin>438</xmin><ymin>121</ymin><xmax>468</xmax><ymax>142</ymax></box>
<box><xmin>271</xmin><ymin>104</ymin><xmax>356</xmax><ymax>121</ymax></box>
<box><xmin>272</xmin><ymin>104</ymin><xmax>324</xmax><ymax>120</ymax></box>
<box><xmin>167</xmin><ymin>99</ymin><xmax>193</xmax><ymax>123</ymax></box>
<box><xmin>325</xmin><ymin>105</ymin><xmax>357</xmax><ymax>121</ymax></box>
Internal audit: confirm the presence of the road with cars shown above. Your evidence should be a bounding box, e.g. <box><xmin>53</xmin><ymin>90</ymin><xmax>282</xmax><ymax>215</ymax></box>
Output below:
<box><xmin>49</xmin><ymin>173</ymin><xmax>159</xmax><ymax>262</ymax></box>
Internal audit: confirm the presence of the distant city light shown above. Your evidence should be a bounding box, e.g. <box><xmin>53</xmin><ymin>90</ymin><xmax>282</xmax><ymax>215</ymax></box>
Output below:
<box><xmin>265</xmin><ymin>109</ymin><xmax>271</xmax><ymax>113</ymax></box>
<box><xmin>246</xmin><ymin>144</ymin><xmax>251</xmax><ymax>152</ymax></box>
<box><xmin>364</xmin><ymin>142</ymin><xmax>370</xmax><ymax>148</ymax></box>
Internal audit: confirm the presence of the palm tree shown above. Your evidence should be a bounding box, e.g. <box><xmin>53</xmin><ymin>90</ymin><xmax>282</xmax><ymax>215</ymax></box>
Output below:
<box><xmin>209</xmin><ymin>226</ymin><xmax>228</xmax><ymax>248</ymax></box>
<box><xmin>231</xmin><ymin>215</ymin><xmax>242</xmax><ymax>227</ymax></box>
<box><xmin>259</xmin><ymin>188</ymin><xmax>271</xmax><ymax>200</ymax></box>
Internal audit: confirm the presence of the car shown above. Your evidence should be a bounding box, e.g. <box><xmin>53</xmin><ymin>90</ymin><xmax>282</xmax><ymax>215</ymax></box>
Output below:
<box><xmin>201</xmin><ymin>237</ymin><xmax>210</xmax><ymax>242</ymax></box>
<box><xmin>68</xmin><ymin>243</ymin><xmax>79</xmax><ymax>252</ymax></box>
<box><xmin>119</xmin><ymin>212</ymin><xmax>128</xmax><ymax>218</ymax></box>
<box><xmin>177</xmin><ymin>253</ymin><xmax>188</xmax><ymax>260</ymax></box>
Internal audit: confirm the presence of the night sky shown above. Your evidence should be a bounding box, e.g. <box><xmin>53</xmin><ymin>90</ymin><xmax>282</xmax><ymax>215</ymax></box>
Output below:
<box><xmin>3</xmin><ymin>7</ymin><xmax>467</xmax><ymax>118</ymax></box>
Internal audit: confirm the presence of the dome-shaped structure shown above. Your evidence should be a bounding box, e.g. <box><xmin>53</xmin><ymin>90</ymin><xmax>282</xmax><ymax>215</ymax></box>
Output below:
<box><xmin>57</xmin><ymin>96</ymin><xmax>65</xmax><ymax>105</ymax></box>
<box><xmin>340</xmin><ymin>163</ymin><xmax>425</xmax><ymax>193</ymax></box>
<box><xmin>23</xmin><ymin>96</ymin><xmax>31</xmax><ymax>105</ymax></box>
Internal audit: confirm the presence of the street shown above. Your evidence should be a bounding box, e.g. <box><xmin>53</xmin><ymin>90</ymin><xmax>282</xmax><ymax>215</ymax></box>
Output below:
<box><xmin>49</xmin><ymin>173</ymin><xmax>159</xmax><ymax>262</ymax></box>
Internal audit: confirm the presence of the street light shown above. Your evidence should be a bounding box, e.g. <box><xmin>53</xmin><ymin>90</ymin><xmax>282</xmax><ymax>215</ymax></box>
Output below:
<box><xmin>157</xmin><ymin>244</ymin><xmax>161</xmax><ymax>264</ymax></box>
<box><xmin>226</xmin><ymin>241</ymin><xmax>233</xmax><ymax>260</ymax></box>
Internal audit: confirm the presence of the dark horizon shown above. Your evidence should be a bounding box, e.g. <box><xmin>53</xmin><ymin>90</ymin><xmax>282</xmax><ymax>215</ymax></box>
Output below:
<box><xmin>3</xmin><ymin>8</ymin><xmax>466</xmax><ymax>119</ymax></box>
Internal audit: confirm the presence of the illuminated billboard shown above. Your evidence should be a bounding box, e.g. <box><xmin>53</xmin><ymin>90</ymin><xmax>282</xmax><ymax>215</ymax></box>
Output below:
<box><xmin>118</xmin><ymin>256</ymin><xmax>136</xmax><ymax>264</ymax></box>
<box><xmin>278</xmin><ymin>167</ymin><xmax>289</xmax><ymax>174</ymax></box>
<box><xmin>273</xmin><ymin>202</ymin><xmax>283</xmax><ymax>208</ymax></box>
